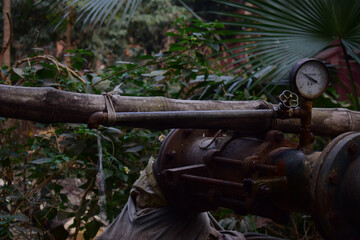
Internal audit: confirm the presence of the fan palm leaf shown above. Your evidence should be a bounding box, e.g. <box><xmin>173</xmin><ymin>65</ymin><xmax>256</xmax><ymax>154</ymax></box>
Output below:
<box><xmin>66</xmin><ymin>0</ymin><xmax>142</xmax><ymax>26</ymax></box>
<box><xmin>214</xmin><ymin>0</ymin><xmax>360</xmax><ymax>100</ymax></box>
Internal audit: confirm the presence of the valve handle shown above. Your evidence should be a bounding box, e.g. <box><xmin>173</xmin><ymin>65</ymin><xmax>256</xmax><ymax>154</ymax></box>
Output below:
<box><xmin>279</xmin><ymin>90</ymin><xmax>299</xmax><ymax>108</ymax></box>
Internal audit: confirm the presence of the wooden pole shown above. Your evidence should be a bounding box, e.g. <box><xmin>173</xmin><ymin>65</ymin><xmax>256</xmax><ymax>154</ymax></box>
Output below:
<box><xmin>2</xmin><ymin>0</ymin><xmax>11</xmax><ymax>66</ymax></box>
<box><xmin>0</xmin><ymin>84</ymin><xmax>359</xmax><ymax>137</ymax></box>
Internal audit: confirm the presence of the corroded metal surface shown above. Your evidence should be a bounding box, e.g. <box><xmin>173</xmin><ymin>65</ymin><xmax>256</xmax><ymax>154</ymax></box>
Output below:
<box><xmin>311</xmin><ymin>132</ymin><xmax>360</xmax><ymax>240</ymax></box>
<box><xmin>298</xmin><ymin>99</ymin><xmax>313</xmax><ymax>154</ymax></box>
<box><xmin>154</xmin><ymin>129</ymin><xmax>298</xmax><ymax>222</ymax></box>
<box><xmin>154</xmin><ymin>129</ymin><xmax>360</xmax><ymax>240</ymax></box>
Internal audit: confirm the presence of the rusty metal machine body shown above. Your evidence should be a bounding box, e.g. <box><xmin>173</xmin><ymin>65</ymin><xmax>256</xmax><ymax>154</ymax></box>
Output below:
<box><xmin>154</xmin><ymin>128</ymin><xmax>360</xmax><ymax>240</ymax></box>
<box><xmin>85</xmin><ymin>59</ymin><xmax>360</xmax><ymax>240</ymax></box>
<box><xmin>151</xmin><ymin>59</ymin><xmax>360</xmax><ymax>240</ymax></box>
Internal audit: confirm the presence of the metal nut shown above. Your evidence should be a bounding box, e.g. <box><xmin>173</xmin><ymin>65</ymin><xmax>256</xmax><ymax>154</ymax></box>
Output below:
<box><xmin>329</xmin><ymin>212</ymin><xmax>340</xmax><ymax>225</ymax></box>
<box><xmin>347</xmin><ymin>141</ymin><xmax>358</xmax><ymax>157</ymax></box>
<box><xmin>166</xmin><ymin>150</ymin><xmax>177</xmax><ymax>160</ymax></box>
<box><xmin>329</xmin><ymin>171</ymin><xmax>339</xmax><ymax>185</ymax></box>
<box><xmin>274</xmin><ymin>132</ymin><xmax>284</xmax><ymax>143</ymax></box>
<box><xmin>182</xmin><ymin>129</ymin><xmax>192</xmax><ymax>138</ymax></box>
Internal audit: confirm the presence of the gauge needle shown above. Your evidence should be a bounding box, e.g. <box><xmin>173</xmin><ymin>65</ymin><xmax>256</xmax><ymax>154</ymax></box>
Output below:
<box><xmin>301</xmin><ymin>72</ymin><xmax>318</xmax><ymax>84</ymax></box>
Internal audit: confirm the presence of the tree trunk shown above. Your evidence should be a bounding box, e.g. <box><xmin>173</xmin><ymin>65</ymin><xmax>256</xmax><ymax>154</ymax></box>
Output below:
<box><xmin>65</xmin><ymin>9</ymin><xmax>73</xmax><ymax>65</ymax></box>
<box><xmin>2</xmin><ymin>0</ymin><xmax>11</xmax><ymax>66</ymax></box>
<box><xmin>0</xmin><ymin>84</ymin><xmax>359</xmax><ymax>137</ymax></box>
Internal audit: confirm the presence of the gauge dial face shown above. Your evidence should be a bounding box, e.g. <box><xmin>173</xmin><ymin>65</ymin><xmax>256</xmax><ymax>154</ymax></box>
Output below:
<box><xmin>290</xmin><ymin>59</ymin><xmax>329</xmax><ymax>99</ymax></box>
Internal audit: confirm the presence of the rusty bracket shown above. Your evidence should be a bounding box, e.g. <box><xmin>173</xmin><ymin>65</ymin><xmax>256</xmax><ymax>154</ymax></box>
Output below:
<box><xmin>243</xmin><ymin>176</ymin><xmax>288</xmax><ymax>197</ymax></box>
<box><xmin>161</xmin><ymin>164</ymin><xmax>207</xmax><ymax>187</ymax></box>
<box><xmin>88</xmin><ymin>111</ymin><xmax>107</xmax><ymax>129</ymax></box>
<box><xmin>244</xmin><ymin>130</ymin><xmax>285</xmax><ymax>164</ymax></box>
<box><xmin>298</xmin><ymin>98</ymin><xmax>313</xmax><ymax>154</ymax></box>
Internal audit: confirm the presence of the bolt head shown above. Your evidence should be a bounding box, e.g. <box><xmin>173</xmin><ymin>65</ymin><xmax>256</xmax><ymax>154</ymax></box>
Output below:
<box><xmin>166</xmin><ymin>150</ymin><xmax>177</xmax><ymax>160</ymax></box>
<box><xmin>329</xmin><ymin>171</ymin><xmax>339</xmax><ymax>185</ymax></box>
<box><xmin>182</xmin><ymin>129</ymin><xmax>192</xmax><ymax>138</ymax></box>
<box><xmin>348</xmin><ymin>141</ymin><xmax>358</xmax><ymax>157</ymax></box>
<box><xmin>274</xmin><ymin>132</ymin><xmax>284</xmax><ymax>143</ymax></box>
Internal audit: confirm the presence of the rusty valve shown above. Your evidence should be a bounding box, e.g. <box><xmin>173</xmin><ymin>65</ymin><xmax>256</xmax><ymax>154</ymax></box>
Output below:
<box><xmin>279</xmin><ymin>90</ymin><xmax>299</xmax><ymax>109</ymax></box>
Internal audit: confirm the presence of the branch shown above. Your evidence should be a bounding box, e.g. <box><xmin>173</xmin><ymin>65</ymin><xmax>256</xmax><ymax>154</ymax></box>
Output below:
<box><xmin>340</xmin><ymin>40</ymin><xmax>359</xmax><ymax>110</ymax></box>
<box><xmin>10</xmin><ymin>161</ymin><xmax>72</xmax><ymax>215</ymax></box>
<box><xmin>0</xmin><ymin>12</ymin><xmax>13</xmax><ymax>80</ymax></box>
<box><xmin>4</xmin><ymin>55</ymin><xmax>86</xmax><ymax>83</ymax></box>
<box><xmin>73</xmin><ymin>177</ymin><xmax>95</xmax><ymax>240</ymax></box>
<box><xmin>0</xmin><ymin>12</ymin><xmax>13</xmax><ymax>61</ymax></box>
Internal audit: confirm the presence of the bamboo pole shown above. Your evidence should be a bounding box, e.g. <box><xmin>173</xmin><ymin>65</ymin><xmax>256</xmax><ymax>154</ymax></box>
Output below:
<box><xmin>1</xmin><ymin>84</ymin><xmax>360</xmax><ymax>137</ymax></box>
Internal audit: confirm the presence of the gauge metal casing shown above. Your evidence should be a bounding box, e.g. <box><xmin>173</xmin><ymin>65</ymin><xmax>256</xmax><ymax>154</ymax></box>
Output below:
<box><xmin>289</xmin><ymin>58</ymin><xmax>329</xmax><ymax>99</ymax></box>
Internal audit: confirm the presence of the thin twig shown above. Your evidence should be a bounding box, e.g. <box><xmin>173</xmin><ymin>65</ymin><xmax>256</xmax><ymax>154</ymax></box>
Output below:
<box><xmin>33</xmin><ymin>215</ymin><xmax>56</xmax><ymax>240</ymax></box>
<box><xmin>10</xmin><ymin>161</ymin><xmax>73</xmax><ymax>215</ymax></box>
<box><xmin>290</xmin><ymin>214</ymin><xmax>299</xmax><ymax>237</ymax></box>
<box><xmin>302</xmin><ymin>218</ymin><xmax>309</xmax><ymax>240</ymax></box>
<box><xmin>4</xmin><ymin>55</ymin><xmax>86</xmax><ymax>83</ymax></box>
<box><xmin>340</xmin><ymin>40</ymin><xmax>359</xmax><ymax>110</ymax></box>
<box><xmin>73</xmin><ymin>177</ymin><xmax>96</xmax><ymax>240</ymax></box>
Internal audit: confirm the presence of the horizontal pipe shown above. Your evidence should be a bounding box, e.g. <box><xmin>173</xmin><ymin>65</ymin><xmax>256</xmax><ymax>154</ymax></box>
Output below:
<box><xmin>1</xmin><ymin>85</ymin><xmax>360</xmax><ymax>136</ymax></box>
<box><xmin>115</xmin><ymin>109</ymin><xmax>275</xmax><ymax>121</ymax></box>
<box><xmin>213</xmin><ymin>156</ymin><xmax>278</xmax><ymax>172</ymax></box>
<box><xmin>181</xmin><ymin>174</ymin><xmax>244</xmax><ymax>189</ymax></box>
<box><xmin>111</xmin><ymin>110</ymin><xmax>275</xmax><ymax>131</ymax></box>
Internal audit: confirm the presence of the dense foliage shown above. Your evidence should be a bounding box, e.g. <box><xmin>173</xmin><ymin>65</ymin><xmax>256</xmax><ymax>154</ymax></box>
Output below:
<box><xmin>2</xmin><ymin>0</ymin><xmax>360</xmax><ymax>239</ymax></box>
<box><xmin>0</xmin><ymin>17</ymin><xmax>229</xmax><ymax>239</ymax></box>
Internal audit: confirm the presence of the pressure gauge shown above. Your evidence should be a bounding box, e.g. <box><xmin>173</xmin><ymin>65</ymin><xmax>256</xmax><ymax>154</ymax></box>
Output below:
<box><xmin>289</xmin><ymin>58</ymin><xmax>329</xmax><ymax>99</ymax></box>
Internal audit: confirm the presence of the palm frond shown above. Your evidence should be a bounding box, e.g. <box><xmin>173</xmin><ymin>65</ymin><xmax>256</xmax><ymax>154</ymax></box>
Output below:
<box><xmin>214</xmin><ymin>0</ymin><xmax>360</xmax><ymax>96</ymax></box>
<box><xmin>68</xmin><ymin>0</ymin><xmax>143</xmax><ymax>26</ymax></box>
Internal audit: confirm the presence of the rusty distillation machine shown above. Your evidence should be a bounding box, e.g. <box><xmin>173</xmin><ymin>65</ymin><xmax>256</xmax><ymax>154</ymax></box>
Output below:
<box><xmin>1</xmin><ymin>59</ymin><xmax>360</xmax><ymax>240</ymax></box>
<box><xmin>154</xmin><ymin>61</ymin><xmax>360</xmax><ymax>240</ymax></box>
<box><xmin>89</xmin><ymin>59</ymin><xmax>360</xmax><ymax>240</ymax></box>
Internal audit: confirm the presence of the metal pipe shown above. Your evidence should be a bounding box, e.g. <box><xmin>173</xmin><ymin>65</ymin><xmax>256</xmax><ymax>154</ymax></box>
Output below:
<box><xmin>2</xmin><ymin>85</ymin><xmax>360</xmax><ymax>136</ymax></box>
<box><xmin>115</xmin><ymin>109</ymin><xmax>275</xmax><ymax>121</ymax></box>
<box><xmin>213</xmin><ymin>156</ymin><xmax>278</xmax><ymax>173</ymax></box>
<box><xmin>181</xmin><ymin>174</ymin><xmax>244</xmax><ymax>189</ymax></box>
<box><xmin>105</xmin><ymin>109</ymin><xmax>275</xmax><ymax>133</ymax></box>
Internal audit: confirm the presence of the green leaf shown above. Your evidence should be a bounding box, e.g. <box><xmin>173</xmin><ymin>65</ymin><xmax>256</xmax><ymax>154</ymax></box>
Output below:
<box><xmin>166</xmin><ymin>32</ymin><xmax>180</xmax><ymax>37</ymax></box>
<box><xmin>209</xmin><ymin>43</ymin><xmax>220</xmax><ymax>52</ymax></box>
<box><xmin>169</xmin><ymin>45</ymin><xmax>185</xmax><ymax>51</ymax></box>
<box><xmin>148</xmin><ymin>70</ymin><xmax>166</xmax><ymax>77</ymax></box>
<box><xmin>14</xmin><ymin>213</ymin><xmax>30</xmax><ymax>222</ymax></box>
<box><xmin>84</xmin><ymin>219</ymin><xmax>101</xmax><ymax>239</ymax></box>
<box><xmin>182</xmin><ymin>69</ymin><xmax>192</xmax><ymax>79</ymax></box>
<box><xmin>102</xmin><ymin>168</ymin><xmax>113</xmax><ymax>180</ymax></box>
<box><xmin>91</xmin><ymin>76</ymin><xmax>102</xmax><ymax>85</ymax></box>
<box><xmin>65</xmin><ymin>0</ymin><xmax>143</xmax><ymax>27</ymax></box>
<box><xmin>13</xmin><ymin>68</ymin><xmax>25</xmax><ymax>78</ymax></box>
<box><xmin>125</xmin><ymin>145</ymin><xmax>144</xmax><ymax>153</ymax></box>
<box><xmin>94</xmin><ymin>80</ymin><xmax>112</xmax><ymax>91</ymax></box>
<box><xmin>103</xmin><ymin>127</ymin><xmax>124</xmax><ymax>135</ymax></box>
<box><xmin>31</xmin><ymin>158</ymin><xmax>52</xmax><ymax>164</ymax></box>
<box><xmin>138</xmin><ymin>55</ymin><xmax>155</xmax><ymax>60</ymax></box>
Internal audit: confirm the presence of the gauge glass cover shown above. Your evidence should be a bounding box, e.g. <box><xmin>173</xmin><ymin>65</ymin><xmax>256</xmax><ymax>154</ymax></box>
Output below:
<box><xmin>291</xmin><ymin>59</ymin><xmax>328</xmax><ymax>99</ymax></box>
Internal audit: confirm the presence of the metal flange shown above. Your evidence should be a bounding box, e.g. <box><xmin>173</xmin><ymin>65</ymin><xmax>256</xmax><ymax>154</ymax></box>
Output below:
<box><xmin>311</xmin><ymin>132</ymin><xmax>360</xmax><ymax>240</ymax></box>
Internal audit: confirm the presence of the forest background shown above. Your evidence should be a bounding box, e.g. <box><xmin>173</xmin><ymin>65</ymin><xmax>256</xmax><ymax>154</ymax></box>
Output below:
<box><xmin>1</xmin><ymin>0</ymin><xmax>360</xmax><ymax>239</ymax></box>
